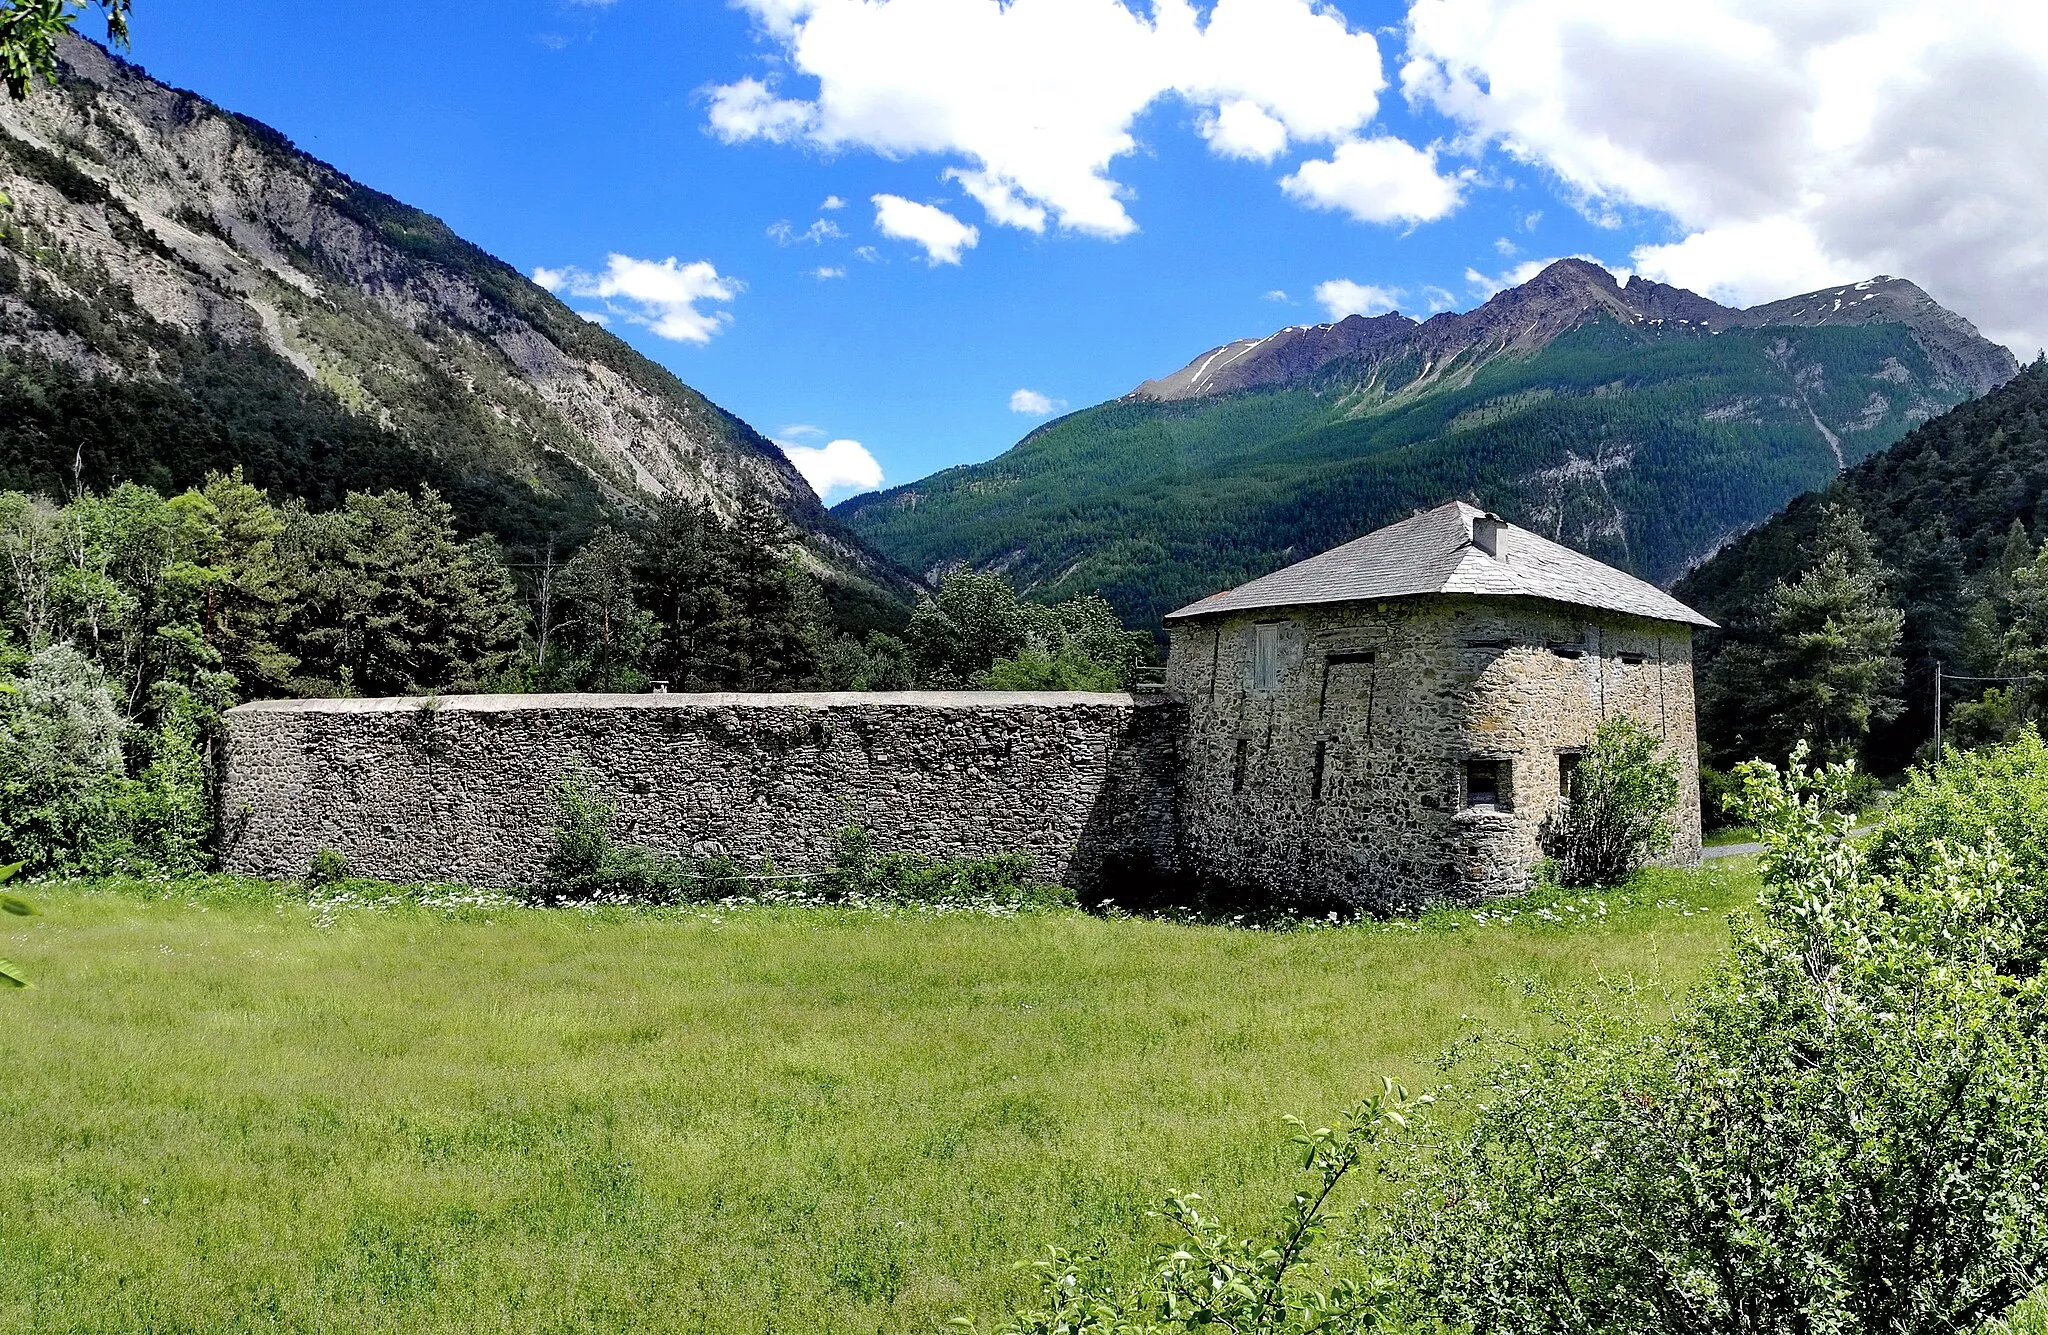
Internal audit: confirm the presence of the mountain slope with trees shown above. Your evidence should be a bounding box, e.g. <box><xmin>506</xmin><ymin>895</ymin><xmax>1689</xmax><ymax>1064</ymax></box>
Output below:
<box><xmin>840</xmin><ymin>261</ymin><xmax>2016</xmax><ymax>630</ymax></box>
<box><xmin>0</xmin><ymin>36</ymin><xmax>910</xmax><ymax>622</ymax></box>
<box><xmin>1677</xmin><ymin>358</ymin><xmax>2048</xmax><ymax>774</ymax></box>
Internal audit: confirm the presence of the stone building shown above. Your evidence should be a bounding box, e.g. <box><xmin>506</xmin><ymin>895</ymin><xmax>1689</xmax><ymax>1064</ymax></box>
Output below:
<box><xmin>1163</xmin><ymin>501</ymin><xmax>1713</xmax><ymax>909</ymax></box>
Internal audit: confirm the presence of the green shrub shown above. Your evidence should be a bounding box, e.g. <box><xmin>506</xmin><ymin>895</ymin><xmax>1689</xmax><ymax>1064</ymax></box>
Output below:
<box><xmin>305</xmin><ymin>848</ymin><xmax>350</xmax><ymax>889</ymax></box>
<box><xmin>1543</xmin><ymin>715</ymin><xmax>1680</xmax><ymax>886</ymax></box>
<box><xmin>1384</xmin><ymin>744</ymin><xmax>2048</xmax><ymax>1334</ymax></box>
<box><xmin>536</xmin><ymin>769</ymin><xmax>688</xmax><ymax>905</ymax></box>
<box><xmin>819</xmin><ymin>821</ymin><xmax>1070</xmax><ymax>908</ymax></box>
<box><xmin>965</xmin><ymin>1081</ymin><xmax>1420</xmax><ymax>1335</ymax></box>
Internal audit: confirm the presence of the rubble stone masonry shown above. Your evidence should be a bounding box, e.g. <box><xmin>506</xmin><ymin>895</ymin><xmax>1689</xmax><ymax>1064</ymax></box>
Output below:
<box><xmin>1166</xmin><ymin>595</ymin><xmax>1701</xmax><ymax>910</ymax></box>
<box><xmin>220</xmin><ymin>692</ymin><xmax>1181</xmax><ymax>892</ymax></box>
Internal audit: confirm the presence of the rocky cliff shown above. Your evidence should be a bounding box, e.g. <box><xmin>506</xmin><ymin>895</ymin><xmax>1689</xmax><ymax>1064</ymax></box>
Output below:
<box><xmin>0</xmin><ymin>38</ymin><xmax>907</xmax><ymax>608</ymax></box>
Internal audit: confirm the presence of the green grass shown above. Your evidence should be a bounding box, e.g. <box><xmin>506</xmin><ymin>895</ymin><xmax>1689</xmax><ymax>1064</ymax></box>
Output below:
<box><xmin>0</xmin><ymin>864</ymin><xmax>1758</xmax><ymax>1334</ymax></box>
<box><xmin>1703</xmin><ymin>823</ymin><xmax>1759</xmax><ymax>848</ymax></box>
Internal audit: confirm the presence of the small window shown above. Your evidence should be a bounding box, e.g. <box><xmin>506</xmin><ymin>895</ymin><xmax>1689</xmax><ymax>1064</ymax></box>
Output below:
<box><xmin>1618</xmin><ymin>652</ymin><xmax>1646</xmax><ymax>666</ymax></box>
<box><xmin>1253</xmin><ymin>623</ymin><xmax>1282</xmax><ymax>691</ymax></box>
<box><xmin>1558</xmin><ymin>751</ymin><xmax>1582</xmax><ymax>800</ymax></box>
<box><xmin>1465</xmin><ymin>757</ymin><xmax>1511</xmax><ymax>809</ymax></box>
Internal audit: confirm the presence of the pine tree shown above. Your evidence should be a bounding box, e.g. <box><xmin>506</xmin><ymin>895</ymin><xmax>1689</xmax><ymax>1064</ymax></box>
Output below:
<box><xmin>1756</xmin><ymin>506</ymin><xmax>1906</xmax><ymax>763</ymax></box>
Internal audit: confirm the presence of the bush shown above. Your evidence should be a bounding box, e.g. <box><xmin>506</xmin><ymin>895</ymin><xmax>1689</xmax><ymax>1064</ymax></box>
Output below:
<box><xmin>1384</xmin><ymin>744</ymin><xmax>2048</xmax><ymax>1334</ymax></box>
<box><xmin>1543</xmin><ymin>715</ymin><xmax>1680</xmax><ymax>885</ymax></box>
<box><xmin>536</xmin><ymin>782</ymin><xmax>1070</xmax><ymax>909</ymax></box>
<box><xmin>818</xmin><ymin>821</ymin><xmax>1070</xmax><ymax>907</ymax></box>
<box><xmin>965</xmin><ymin>1081</ymin><xmax>1420</xmax><ymax>1335</ymax></box>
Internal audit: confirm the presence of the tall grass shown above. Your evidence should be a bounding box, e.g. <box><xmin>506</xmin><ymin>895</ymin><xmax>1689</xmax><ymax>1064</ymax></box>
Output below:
<box><xmin>0</xmin><ymin>865</ymin><xmax>1757</xmax><ymax>1333</ymax></box>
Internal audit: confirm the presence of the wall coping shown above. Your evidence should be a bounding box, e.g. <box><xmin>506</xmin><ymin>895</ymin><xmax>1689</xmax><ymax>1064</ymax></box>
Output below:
<box><xmin>225</xmin><ymin>690</ymin><xmax>1164</xmax><ymax>717</ymax></box>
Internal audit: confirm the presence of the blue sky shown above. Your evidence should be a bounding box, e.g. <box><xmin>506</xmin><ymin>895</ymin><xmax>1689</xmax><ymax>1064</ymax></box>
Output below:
<box><xmin>105</xmin><ymin>1</ymin><xmax>2047</xmax><ymax>502</ymax></box>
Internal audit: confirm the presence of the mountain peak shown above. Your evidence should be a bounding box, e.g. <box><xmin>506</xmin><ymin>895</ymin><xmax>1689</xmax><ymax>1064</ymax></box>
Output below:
<box><xmin>1132</xmin><ymin>261</ymin><xmax>2012</xmax><ymax>404</ymax></box>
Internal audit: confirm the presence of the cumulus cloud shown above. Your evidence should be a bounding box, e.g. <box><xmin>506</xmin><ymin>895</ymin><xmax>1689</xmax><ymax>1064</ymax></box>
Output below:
<box><xmin>1281</xmin><ymin>136</ymin><xmax>1467</xmax><ymax>224</ymax></box>
<box><xmin>709</xmin><ymin>0</ymin><xmax>1404</xmax><ymax>237</ymax></box>
<box><xmin>872</xmin><ymin>194</ymin><xmax>979</xmax><ymax>265</ymax></box>
<box><xmin>1009</xmin><ymin>388</ymin><xmax>1066</xmax><ymax>415</ymax></box>
<box><xmin>1264</xmin><ymin>289</ymin><xmax>1290</xmax><ymax>302</ymax></box>
<box><xmin>706</xmin><ymin>77</ymin><xmax>816</xmax><ymax>143</ymax></box>
<box><xmin>533</xmin><ymin>255</ymin><xmax>740</xmax><ymax>343</ymax></box>
<box><xmin>1314</xmin><ymin>278</ymin><xmax>1402</xmax><ymax>320</ymax></box>
<box><xmin>777</xmin><ymin>437</ymin><xmax>884</xmax><ymax>501</ymax></box>
<box><xmin>820</xmin><ymin>194</ymin><xmax>846</xmax><ymax>209</ymax></box>
<box><xmin>1401</xmin><ymin>0</ymin><xmax>2048</xmax><ymax>351</ymax></box>
<box><xmin>810</xmin><ymin>265</ymin><xmax>847</xmax><ymax>280</ymax></box>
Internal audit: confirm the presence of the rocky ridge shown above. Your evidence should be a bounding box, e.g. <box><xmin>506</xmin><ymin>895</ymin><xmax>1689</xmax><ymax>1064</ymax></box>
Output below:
<box><xmin>1133</xmin><ymin>260</ymin><xmax>2016</xmax><ymax>404</ymax></box>
<box><xmin>0</xmin><ymin>38</ymin><xmax>906</xmax><ymax>603</ymax></box>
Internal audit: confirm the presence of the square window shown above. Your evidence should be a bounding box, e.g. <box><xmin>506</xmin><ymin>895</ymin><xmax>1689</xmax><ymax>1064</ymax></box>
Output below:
<box><xmin>1465</xmin><ymin>757</ymin><xmax>1510</xmax><ymax>808</ymax></box>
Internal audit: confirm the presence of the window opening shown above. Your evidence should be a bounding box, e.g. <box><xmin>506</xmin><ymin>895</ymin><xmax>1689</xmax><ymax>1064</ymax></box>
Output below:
<box><xmin>1253</xmin><ymin>623</ymin><xmax>1282</xmax><ymax>691</ymax></box>
<box><xmin>1618</xmin><ymin>652</ymin><xmax>1646</xmax><ymax>666</ymax></box>
<box><xmin>1465</xmin><ymin>756</ymin><xmax>1510</xmax><ymax>808</ymax></box>
<box><xmin>1558</xmin><ymin>751</ymin><xmax>1582</xmax><ymax>800</ymax></box>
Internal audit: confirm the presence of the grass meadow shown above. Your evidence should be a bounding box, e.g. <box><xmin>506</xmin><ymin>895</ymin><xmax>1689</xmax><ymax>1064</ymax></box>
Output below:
<box><xmin>0</xmin><ymin>865</ymin><xmax>1758</xmax><ymax>1334</ymax></box>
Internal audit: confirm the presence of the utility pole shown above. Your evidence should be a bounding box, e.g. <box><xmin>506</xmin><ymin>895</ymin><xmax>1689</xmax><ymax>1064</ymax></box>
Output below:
<box><xmin>1934</xmin><ymin>660</ymin><xmax>1943</xmax><ymax>762</ymax></box>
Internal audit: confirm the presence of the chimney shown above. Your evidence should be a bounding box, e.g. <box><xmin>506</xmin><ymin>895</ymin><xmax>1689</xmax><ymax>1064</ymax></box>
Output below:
<box><xmin>1472</xmin><ymin>511</ymin><xmax>1505</xmax><ymax>559</ymax></box>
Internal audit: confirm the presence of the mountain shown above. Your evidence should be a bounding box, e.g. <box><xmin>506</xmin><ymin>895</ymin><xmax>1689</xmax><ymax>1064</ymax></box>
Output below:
<box><xmin>839</xmin><ymin>259</ymin><xmax>2018</xmax><ymax>629</ymax></box>
<box><xmin>0</xmin><ymin>38</ymin><xmax>908</xmax><ymax>621</ymax></box>
<box><xmin>1676</xmin><ymin>357</ymin><xmax>2048</xmax><ymax>772</ymax></box>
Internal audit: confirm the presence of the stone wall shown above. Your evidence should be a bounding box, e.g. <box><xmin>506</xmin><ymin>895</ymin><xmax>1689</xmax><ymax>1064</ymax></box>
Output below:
<box><xmin>1168</xmin><ymin>595</ymin><xmax>1701</xmax><ymax>911</ymax></box>
<box><xmin>220</xmin><ymin>691</ymin><xmax>1180</xmax><ymax>892</ymax></box>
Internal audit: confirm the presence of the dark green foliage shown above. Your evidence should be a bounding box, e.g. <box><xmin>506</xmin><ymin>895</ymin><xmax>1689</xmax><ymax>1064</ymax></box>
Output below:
<box><xmin>1542</xmin><ymin>716</ymin><xmax>1680</xmax><ymax>885</ymax></box>
<box><xmin>1695</xmin><ymin>505</ymin><xmax>1904</xmax><ymax>769</ymax></box>
<box><xmin>278</xmin><ymin>488</ymin><xmax>526</xmax><ymax>698</ymax></box>
<box><xmin>1681</xmin><ymin>359</ymin><xmax>2048</xmax><ymax>770</ymax></box>
<box><xmin>902</xmin><ymin>569</ymin><xmax>1151</xmax><ymax>690</ymax></box>
<box><xmin>843</xmin><ymin>318</ymin><xmax>1967</xmax><ymax>631</ymax></box>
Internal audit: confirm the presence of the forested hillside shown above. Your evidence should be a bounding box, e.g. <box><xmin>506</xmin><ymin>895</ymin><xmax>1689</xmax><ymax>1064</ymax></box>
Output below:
<box><xmin>0</xmin><ymin>38</ymin><xmax>910</xmax><ymax>624</ymax></box>
<box><xmin>1677</xmin><ymin>359</ymin><xmax>2048</xmax><ymax>773</ymax></box>
<box><xmin>841</xmin><ymin>262</ymin><xmax>2014</xmax><ymax>630</ymax></box>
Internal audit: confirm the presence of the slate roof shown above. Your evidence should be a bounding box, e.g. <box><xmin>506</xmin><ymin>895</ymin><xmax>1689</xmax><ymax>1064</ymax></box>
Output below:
<box><xmin>1164</xmin><ymin>502</ymin><xmax>1716</xmax><ymax>628</ymax></box>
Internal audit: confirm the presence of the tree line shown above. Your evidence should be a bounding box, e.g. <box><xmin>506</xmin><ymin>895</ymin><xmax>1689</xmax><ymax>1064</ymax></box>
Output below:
<box><xmin>1682</xmin><ymin>357</ymin><xmax>2048</xmax><ymax>780</ymax></box>
<box><xmin>0</xmin><ymin>472</ymin><xmax>1150</xmax><ymax>872</ymax></box>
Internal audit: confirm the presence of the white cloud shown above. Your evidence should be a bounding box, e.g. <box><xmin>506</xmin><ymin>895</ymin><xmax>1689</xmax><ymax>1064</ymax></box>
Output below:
<box><xmin>1402</xmin><ymin>0</ymin><xmax>2048</xmax><ymax>352</ymax></box>
<box><xmin>945</xmin><ymin>168</ymin><xmax>1048</xmax><ymax>233</ymax></box>
<box><xmin>1281</xmin><ymin>136</ymin><xmax>1467</xmax><ymax>224</ymax></box>
<box><xmin>768</xmin><ymin>218</ymin><xmax>845</xmax><ymax>245</ymax></box>
<box><xmin>820</xmin><ymin>194</ymin><xmax>847</xmax><ymax>210</ymax></box>
<box><xmin>1463</xmin><ymin>258</ymin><xmax>1550</xmax><ymax>299</ymax></box>
<box><xmin>1421</xmin><ymin>284</ymin><xmax>1458</xmax><ymax>312</ymax></box>
<box><xmin>779</xmin><ymin>423</ymin><xmax>825</xmax><ymax>440</ymax></box>
<box><xmin>710</xmin><ymin>0</ymin><xmax>1398</xmax><ymax>237</ymax></box>
<box><xmin>778</xmin><ymin>437</ymin><xmax>883</xmax><ymax>500</ymax></box>
<box><xmin>872</xmin><ymin>194</ymin><xmax>979</xmax><ymax>265</ymax></box>
<box><xmin>532</xmin><ymin>254</ymin><xmax>741</xmax><ymax>343</ymax></box>
<box><xmin>1264</xmin><ymin>289</ymin><xmax>1290</xmax><ymax>302</ymax></box>
<box><xmin>1313</xmin><ymin>278</ymin><xmax>1402</xmax><ymax>320</ymax></box>
<box><xmin>1009</xmin><ymin>388</ymin><xmax>1067</xmax><ymax>415</ymax></box>
<box><xmin>1493</xmin><ymin>236</ymin><xmax>1517</xmax><ymax>255</ymax></box>
<box><xmin>1202</xmin><ymin>100</ymin><xmax>1290</xmax><ymax>162</ymax></box>
<box><xmin>811</xmin><ymin>265</ymin><xmax>846</xmax><ymax>280</ymax></box>
<box><xmin>706</xmin><ymin>77</ymin><xmax>816</xmax><ymax>144</ymax></box>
